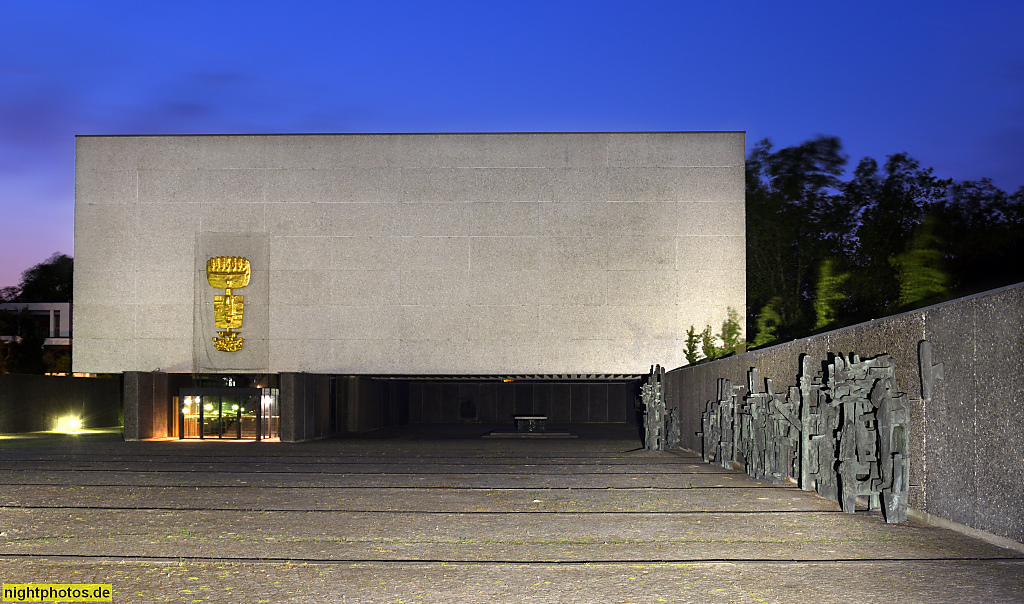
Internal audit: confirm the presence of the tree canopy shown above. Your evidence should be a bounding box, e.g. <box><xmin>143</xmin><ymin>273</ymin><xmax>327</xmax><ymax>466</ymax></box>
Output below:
<box><xmin>746</xmin><ymin>136</ymin><xmax>1024</xmax><ymax>348</ymax></box>
<box><xmin>0</xmin><ymin>253</ymin><xmax>73</xmax><ymax>374</ymax></box>
<box><xmin>1</xmin><ymin>252</ymin><xmax>73</xmax><ymax>303</ymax></box>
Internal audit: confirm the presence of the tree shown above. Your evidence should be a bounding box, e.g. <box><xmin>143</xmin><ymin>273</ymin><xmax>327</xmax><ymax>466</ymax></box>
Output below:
<box><xmin>890</xmin><ymin>217</ymin><xmax>949</xmax><ymax>309</ymax></box>
<box><xmin>0</xmin><ymin>253</ymin><xmax>74</xmax><ymax>374</ymax></box>
<box><xmin>718</xmin><ymin>307</ymin><xmax>745</xmax><ymax>355</ymax></box>
<box><xmin>745</xmin><ymin>136</ymin><xmax>849</xmax><ymax>344</ymax></box>
<box><xmin>684</xmin><ymin>326</ymin><xmax>701</xmax><ymax>365</ymax></box>
<box><xmin>813</xmin><ymin>257</ymin><xmax>850</xmax><ymax>330</ymax></box>
<box><xmin>750</xmin><ymin>298</ymin><xmax>782</xmax><ymax>349</ymax></box>
<box><xmin>933</xmin><ymin>180</ymin><xmax>1024</xmax><ymax>296</ymax></box>
<box><xmin>14</xmin><ymin>253</ymin><xmax>73</xmax><ymax>302</ymax></box>
<box><xmin>700</xmin><ymin>326</ymin><xmax>719</xmax><ymax>361</ymax></box>
<box><xmin>685</xmin><ymin>308</ymin><xmax>745</xmax><ymax>363</ymax></box>
<box><xmin>745</xmin><ymin>135</ymin><xmax>1023</xmax><ymax>349</ymax></box>
<box><xmin>846</xmin><ymin>154</ymin><xmax>948</xmax><ymax>318</ymax></box>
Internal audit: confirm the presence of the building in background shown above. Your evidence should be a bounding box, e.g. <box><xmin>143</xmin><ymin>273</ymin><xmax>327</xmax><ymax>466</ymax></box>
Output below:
<box><xmin>0</xmin><ymin>302</ymin><xmax>73</xmax><ymax>375</ymax></box>
<box><xmin>0</xmin><ymin>302</ymin><xmax>72</xmax><ymax>348</ymax></box>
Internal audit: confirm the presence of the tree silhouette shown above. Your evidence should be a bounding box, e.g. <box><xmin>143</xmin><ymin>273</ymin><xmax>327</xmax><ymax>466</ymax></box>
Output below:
<box><xmin>745</xmin><ymin>136</ymin><xmax>1023</xmax><ymax>347</ymax></box>
<box><xmin>746</xmin><ymin>136</ymin><xmax>849</xmax><ymax>343</ymax></box>
<box><xmin>14</xmin><ymin>253</ymin><xmax>73</xmax><ymax>303</ymax></box>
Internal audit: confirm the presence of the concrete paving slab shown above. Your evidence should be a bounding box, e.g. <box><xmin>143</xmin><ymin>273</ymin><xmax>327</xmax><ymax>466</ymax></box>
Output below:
<box><xmin>2</xmin><ymin>508</ymin><xmax>1017</xmax><ymax>562</ymax></box>
<box><xmin>0</xmin><ymin>485</ymin><xmax>840</xmax><ymax>513</ymax></box>
<box><xmin>2</xmin><ymin>426</ymin><xmax>1022</xmax><ymax>602</ymax></box>
<box><xmin>1</xmin><ymin>461</ymin><xmax>728</xmax><ymax>474</ymax></box>
<box><xmin>0</xmin><ymin>469</ymin><xmax>776</xmax><ymax>489</ymax></box>
<box><xmin>2</xmin><ymin>559</ymin><xmax>1022</xmax><ymax>603</ymax></box>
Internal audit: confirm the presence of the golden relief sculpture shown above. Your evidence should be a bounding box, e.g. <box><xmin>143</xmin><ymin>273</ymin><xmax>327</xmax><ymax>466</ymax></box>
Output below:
<box><xmin>206</xmin><ymin>256</ymin><xmax>250</xmax><ymax>352</ymax></box>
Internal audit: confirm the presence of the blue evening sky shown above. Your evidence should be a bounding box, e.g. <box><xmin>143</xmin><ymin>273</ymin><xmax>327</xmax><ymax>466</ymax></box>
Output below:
<box><xmin>2</xmin><ymin>1</ymin><xmax>1023</xmax><ymax>288</ymax></box>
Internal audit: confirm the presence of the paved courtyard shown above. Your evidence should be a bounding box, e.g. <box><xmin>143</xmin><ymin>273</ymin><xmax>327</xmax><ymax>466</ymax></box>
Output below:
<box><xmin>1</xmin><ymin>425</ymin><xmax>1022</xmax><ymax>603</ymax></box>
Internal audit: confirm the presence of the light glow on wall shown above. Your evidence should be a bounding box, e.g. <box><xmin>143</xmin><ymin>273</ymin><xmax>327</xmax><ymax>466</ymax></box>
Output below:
<box><xmin>54</xmin><ymin>416</ymin><xmax>83</xmax><ymax>433</ymax></box>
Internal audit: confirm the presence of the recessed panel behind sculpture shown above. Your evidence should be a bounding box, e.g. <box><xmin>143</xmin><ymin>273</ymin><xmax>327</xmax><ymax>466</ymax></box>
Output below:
<box><xmin>193</xmin><ymin>233</ymin><xmax>269</xmax><ymax>373</ymax></box>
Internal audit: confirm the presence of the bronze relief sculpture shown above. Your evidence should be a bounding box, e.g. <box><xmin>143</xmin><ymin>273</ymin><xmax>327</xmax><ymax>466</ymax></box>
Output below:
<box><xmin>206</xmin><ymin>256</ymin><xmax>250</xmax><ymax>352</ymax></box>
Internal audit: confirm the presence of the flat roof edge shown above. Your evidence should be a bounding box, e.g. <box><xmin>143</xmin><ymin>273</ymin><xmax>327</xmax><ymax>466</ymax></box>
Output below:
<box><xmin>75</xmin><ymin>131</ymin><xmax>746</xmax><ymax>139</ymax></box>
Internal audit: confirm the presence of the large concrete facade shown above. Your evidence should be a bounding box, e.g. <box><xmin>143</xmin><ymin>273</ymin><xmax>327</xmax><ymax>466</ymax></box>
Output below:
<box><xmin>74</xmin><ymin>132</ymin><xmax>744</xmax><ymax>375</ymax></box>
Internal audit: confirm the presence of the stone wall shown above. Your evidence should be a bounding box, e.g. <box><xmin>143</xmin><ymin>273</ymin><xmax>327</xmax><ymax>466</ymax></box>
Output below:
<box><xmin>407</xmin><ymin>380</ymin><xmax>639</xmax><ymax>424</ymax></box>
<box><xmin>664</xmin><ymin>282</ymin><xmax>1024</xmax><ymax>544</ymax></box>
<box><xmin>74</xmin><ymin>132</ymin><xmax>745</xmax><ymax>375</ymax></box>
<box><xmin>279</xmin><ymin>374</ymin><xmax>408</xmax><ymax>442</ymax></box>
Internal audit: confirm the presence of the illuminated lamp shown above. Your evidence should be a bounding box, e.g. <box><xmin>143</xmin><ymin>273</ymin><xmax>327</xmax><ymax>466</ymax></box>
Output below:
<box><xmin>55</xmin><ymin>416</ymin><xmax>83</xmax><ymax>433</ymax></box>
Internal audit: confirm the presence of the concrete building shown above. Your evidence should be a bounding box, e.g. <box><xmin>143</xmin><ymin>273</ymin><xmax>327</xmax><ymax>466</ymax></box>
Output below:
<box><xmin>73</xmin><ymin>132</ymin><xmax>745</xmax><ymax>440</ymax></box>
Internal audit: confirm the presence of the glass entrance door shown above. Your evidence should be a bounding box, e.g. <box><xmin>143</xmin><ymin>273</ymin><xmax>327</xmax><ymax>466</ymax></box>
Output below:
<box><xmin>258</xmin><ymin>388</ymin><xmax>280</xmax><ymax>440</ymax></box>
<box><xmin>178</xmin><ymin>387</ymin><xmax>278</xmax><ymax>440</ymax></box>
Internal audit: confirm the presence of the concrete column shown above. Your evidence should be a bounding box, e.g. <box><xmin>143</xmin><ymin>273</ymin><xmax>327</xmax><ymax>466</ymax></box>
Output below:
<box><xmin>123</xmin><ymin>372</ymin><xmax>149</xmax><ymax>441</ymax></box>
<box><xmin>279</xmin><ymin>372</ymin><xmax>310</xmax><ymax>442</ymax></box>
<box><xmin>122</xmin><ymin>371</ymin><xmax>168</xmax><ymax>441</ymax></box>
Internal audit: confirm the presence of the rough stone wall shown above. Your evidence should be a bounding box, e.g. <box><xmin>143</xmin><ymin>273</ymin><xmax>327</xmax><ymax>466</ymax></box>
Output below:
<box><xmin>73</xmin><ymin>132</ymin><xmax>745</xmax><ymax>375</ymax></box>
<box><xmin>665</xmin><ymin>282</ymin><xmax>1024</xmax><ymax>544</ymax></box>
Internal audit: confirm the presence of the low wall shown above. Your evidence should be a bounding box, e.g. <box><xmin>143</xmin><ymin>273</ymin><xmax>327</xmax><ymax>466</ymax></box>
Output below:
<box><xmin>0</xmin><ymin>373</ymin><xmax>121</xmax><ymax>433</ymax></box>
<box><xmin>665</xmin><ymin>282</ymin><xmax>1024</xmax><ymax>544</ymax></box>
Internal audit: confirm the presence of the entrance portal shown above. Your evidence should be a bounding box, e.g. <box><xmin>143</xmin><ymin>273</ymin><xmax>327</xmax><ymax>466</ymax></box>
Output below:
<box><xmin>178</xmin><ymin>387</ymin><xmax>279</xmax><ymax>440</ymax></box>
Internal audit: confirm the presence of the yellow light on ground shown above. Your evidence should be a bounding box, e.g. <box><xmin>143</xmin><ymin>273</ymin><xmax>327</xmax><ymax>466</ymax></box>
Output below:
<box><xmin>55</xmin><ymin>416</ymin><xmax>83</xmax><ymax>433</ymax></box>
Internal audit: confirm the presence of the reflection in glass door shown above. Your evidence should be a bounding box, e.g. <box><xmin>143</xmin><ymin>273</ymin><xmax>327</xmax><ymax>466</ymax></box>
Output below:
<box><xmin>179</xmin><ymin>396</ymin><xmax>200</xmax><ymax>439</ymax></box>
<box><xmin>203</xmin><ymin>396</ymin><xmax>224</xmax><ymax>438</ymax></box>
<box><xmin>259</xmin><ymin>388</ymin><xmax>280</xmax><ymax>440</ymax></box>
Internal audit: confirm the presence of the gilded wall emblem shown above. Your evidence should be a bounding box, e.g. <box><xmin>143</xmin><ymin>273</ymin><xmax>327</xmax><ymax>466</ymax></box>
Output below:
<box><xmin>206</xmin><ymin>256</ymin><xmax>250</xmax><ymax>352</ymax></box>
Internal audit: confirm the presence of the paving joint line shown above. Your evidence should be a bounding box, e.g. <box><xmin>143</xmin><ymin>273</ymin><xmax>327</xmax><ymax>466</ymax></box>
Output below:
<box><xmin>0</xmin><ymin>484</ymin><xmax>795</xmax><ymax>490</ymax></box>
<box><xmin>0</xmin><ymin>505</ymin><xmax>847</xmax><ymax>514</ymax></box>
<box><xmin>2</xmin><ymin>554</ymin><xmax>1020</xmax><ymax>565</ymax></box>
